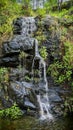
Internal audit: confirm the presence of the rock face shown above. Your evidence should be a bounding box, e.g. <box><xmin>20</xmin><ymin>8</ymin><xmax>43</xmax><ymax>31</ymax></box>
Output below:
<box><xmin>35</xmin><ymin>15</ymin><xmax>61</xmax><ymax>65</ymax></box>
<box><xmin>0</xmin><ymin>17</ymin><xmax>37</xmax><ymax>67</ymax></box>
<box><xmin>0</xmin><ymin>16</ymin><xmax>71</xmax><ymax>117</ymax></box>
<box><xmin>0</xmin><ymin>17</ymin><xmax>38</xmax><ymax>113</ymax></box>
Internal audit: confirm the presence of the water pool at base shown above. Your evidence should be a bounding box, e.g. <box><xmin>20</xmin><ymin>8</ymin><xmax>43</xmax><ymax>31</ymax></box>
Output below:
<box><xmin>0</xmin><ymin>116</ymin><xmax>73</xmax><ymax>130</ymax></box>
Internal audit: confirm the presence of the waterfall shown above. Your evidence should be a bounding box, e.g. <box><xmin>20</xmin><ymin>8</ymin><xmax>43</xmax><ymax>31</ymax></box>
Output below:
<box><xmin>37</xmin><ymin>95</ymin><xmax>53</xmax><ymax>120</ymax></box>
<box><xmin>32</xmin><ymin>39</ymin><xmax>53</xmax><ymax>120</ymax></box>
<box><xmin>15</xmin><ymin>17</ymin><xmax>53</xmax><ymax>120</ymax></box>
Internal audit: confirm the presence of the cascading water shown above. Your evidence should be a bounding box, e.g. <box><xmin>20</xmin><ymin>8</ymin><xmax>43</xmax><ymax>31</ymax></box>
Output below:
<box><xmin>32</xmin><ymin>39</ymin><xmax>53</xmax><ymax>120</ymax></box>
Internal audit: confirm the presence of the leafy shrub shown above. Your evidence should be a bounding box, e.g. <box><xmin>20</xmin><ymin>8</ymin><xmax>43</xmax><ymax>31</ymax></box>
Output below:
<box><xmin>25</xmin><ymin>75</ymin><xmax>31</xmax><ymax>82</ymax></box>
<box><xmin>40</xmin><ymin>46</ymin><xmax>48</xmax><ymax>60</ymax></box>
<box><xmin>47</xmin><ymin>60</ymin><xmax>72</xmax><ymax>85</ymax></box>
<box><xmin>0</xmin><ymin>103</ymin><xmax>23</xmax><ymax>119</ymax></box>
<box><xmin>0</xmin><ymin>67</ymin><xmax>9</xmax><ymax>85</ymax></box>
<box><xmin>47</xmin><ymin>40</ymin><xmax>73</xmax><ymax>86</ymax></box>
<box><xmin>64</xmin><ymin>97</ymin><xmax>73</xmax><ymax>116</ymax></box>
<box><xmin>36</xmin><ymin>8</ymin><xmax>46</xmax><ymax>17</ymax></box>
<box><xmin>19</xmin><ymin>51</ymin><xmax>28</xmax><ymax>59</ymax></box>
<box><xmin>0</xmin><ymin>0</ymin><xmax>33</xmax><ymax>44</ymax></box>
<box><xmin>63</xmin><ymin>41</ymin><xmax>73</xmax><ymax>67</ymax></box>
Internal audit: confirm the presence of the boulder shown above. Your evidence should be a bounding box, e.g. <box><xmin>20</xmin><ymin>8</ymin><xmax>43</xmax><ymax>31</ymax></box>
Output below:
<box><xmin>0</xmin><ymin>56</ymin><xmax>19</xmax><ymax>67</ymax></box>
<box><xmin>2</xmin><ymin>37</ymin><xmax>35</xmax><ymax>56</ymax></box>
<box><xmin>8</xmin><ymin>81</ymin><xmax>37</xmax><ymax>110</ymax></box>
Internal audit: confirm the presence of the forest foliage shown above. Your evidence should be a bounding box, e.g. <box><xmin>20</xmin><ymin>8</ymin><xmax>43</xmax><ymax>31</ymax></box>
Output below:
<box><xmin>0</xmin><ymin>0</ymin><xmax>33</xmax><ymax>44</ymax></box>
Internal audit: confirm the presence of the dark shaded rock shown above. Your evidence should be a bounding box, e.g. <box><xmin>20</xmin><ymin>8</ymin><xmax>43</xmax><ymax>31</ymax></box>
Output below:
<box><xmin>12</xmin><ymin>36</ymin><xmax>34</xmax><ymax>52</ymax></box>
<box><xmin>0</xmin><ymin>37</ymin><xmax>35</xmax><ymax>67</ymax></box>
<box><xmin>2</xmin><ymin>41</ymin><xmax>20</xmax><ymax>55</ymax></box>
<box><xmin>13</xmin><ymin>17</ymin><xmax>23</xmax><ymax>35</ymax></box>
<box><xmin>48</xmin><ymin>89</ymin><xmax>62</xmax><ymax>103</ymax></box>
<box><xmin>0</xmin><ymin>85</ymin><xmax>13</xmax><ymax>109</ymax></box>
<box><xmin>8</xmin><ymin>81</ymin><xmax>37</xmax><ymax>110</ymax></box>
<box><xmin>52</xmin><ymin>105</ymin><xmax>64</xmax><ymax>116</ymax></box>
<box><xmin>49</xmin><ymin>94</ymin><xmax>62</xmax><ymax>103</ymax></box>
<box><xmin>42</xmin><ymin>15</ymin><xmax>55</xmax><ymax>28</ymax></box>
<box><xmin>0</xmin><ymin>98</ymin><xmax>13</xmax><ymax>108</ymax></box>
<box><xmin>9</xmin><ymin>68</ymin><xmax>29</xmax><ymax>81</ymax></box>
<box><xmin>0</xmin><ymin>56</ymin><xmax>19</xmax><ymax>67</ymax></box>
<box><xmin>2</xmin><ymin>37</ymin><xmax>35</xmax><ymax>56</ymax></box>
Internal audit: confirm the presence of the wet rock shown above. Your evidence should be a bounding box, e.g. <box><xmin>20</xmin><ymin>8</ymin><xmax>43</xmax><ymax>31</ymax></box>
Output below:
<box><xmin>0</xmin><ymin>37</ymin><xmax>35</xmax><ymax>67</ymax></box>
<box><xmin>13</xmin><ymin>17</ymin><xmax>23</xmax><ymax>35</ymax></box>
<box><xmin>2</xmin><ymin>37</ymin><xmax>35</xmax><ymax>56</ymax></box>
<box><xmin>52</xmin><ymin>106</ymin><xmax>64</xmax><ymax>116</ymax></box>
<box><xmin>12</xmin><ymin>36</ymin><xmax>34</xmax><ymax>52</ymax></box>
<box><xmin>48</xmin><ymin>90</ymin><xmax>62</xmax><ymax>103</ymax></box>
<box><xmin>2</xmin><ymin>41</ymin><xmax>20</xmax><ymax>55</ymax></box>
<box><xmin>8</xmin><ymin>81</ymin><xmax>37</xmax><ymax>110</ymax></box>
<box><xmin>9</xmin><ymin>68</ymin><xmax>29</xmax><ymax>81</ymax></box>
<box><xmin>24</xmin><ymin>100</ymin><xmax>36</xmax><ymax>110</ymax></box>
<box><xmin>0</xmin><ymin>56</ymin><xmax>19</xmax><ymax>67</ymax></box>
<box><xmin>0</xmin><ymin>17</ymin><xmax>37</xmax><ymax>67</ymax></box>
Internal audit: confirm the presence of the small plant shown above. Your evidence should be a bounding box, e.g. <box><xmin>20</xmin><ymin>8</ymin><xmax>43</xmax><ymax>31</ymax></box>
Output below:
<box><xmin>47</xmin><ymin>60</ymin><xmax>72</xmax><ymax>85</ymax></box>
<box><xmin>0</xmin><ymin>67</ymin><xmax>9</xmax><ymax>85</ymax></box>
<box><xmin>64</xmin><ymin>97</ymin><xmax>73</xmax><ymax>116</ymax></box>
<box><xmin>0</xmin><ymin>103</ymin><xmax>23</xmax><ymax>119</ymax></box>
<box><xmin>19</xmin><ymin>51</ymin><xmax>28</xmax><ymax>59</ymax></box>
<box><xmin>40</xmin><ymin>46</ymin><xmax>48</xmax><ymax>60</ymax></box>
<box><xmin>63</xmin><ymin>41</ymin><xmax>73</xmax><ymax>67</ymax></box>
<box><xmin>36</xmin><ymin>8</ymin><xmax>46</xmax><ymax>17</ymax></box>
<box><xmin>25</xmin><ymin>75</ymin><xmax>31</xmax><ymax>82</ymax></box>
<box><xmin>61</xmin><ymin>27</ymin><xmax>68</xmax><ymax>36</ymax></box>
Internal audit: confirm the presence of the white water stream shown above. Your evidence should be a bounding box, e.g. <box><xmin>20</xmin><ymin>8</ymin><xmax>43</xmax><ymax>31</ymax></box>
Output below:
<box><xmin>32</xmin><ymin>39</ymin><xmax>53</xmax><ymax>120</ymax></box>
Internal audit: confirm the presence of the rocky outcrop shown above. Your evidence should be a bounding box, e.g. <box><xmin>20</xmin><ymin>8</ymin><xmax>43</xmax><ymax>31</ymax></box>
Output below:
<box><xmin>0</xmin><ymin>17</ymin><xmax>37</xmax><ymax>67</ymax></box>
<box><xmin>0</xmin><ymin>17</ymin><xmax>38</xmax><ymax>113</ymax></box>
<box><xmin>35</xmin><ymin>15</ymin><xmax>61</xmax><ymax>66</ymax></box>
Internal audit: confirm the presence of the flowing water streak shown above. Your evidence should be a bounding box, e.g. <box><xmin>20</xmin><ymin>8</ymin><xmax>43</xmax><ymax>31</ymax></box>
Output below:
<box><xmin>37</xmin><ymin>95</ymin><xmax>53</xmax><ymax>120</ymax></box>
<box><xmin>32</xmin><ymin>39</ymin><xmax>53</xmax><ymax>120</ymax></box>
